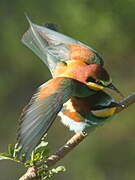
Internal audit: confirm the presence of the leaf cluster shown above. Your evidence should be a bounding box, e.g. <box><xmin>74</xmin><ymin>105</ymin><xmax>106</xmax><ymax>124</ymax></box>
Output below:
<box><xmin>0</xmin><ymin>138</ymin><xmax>66</xmax><ymax>179</ymax></box>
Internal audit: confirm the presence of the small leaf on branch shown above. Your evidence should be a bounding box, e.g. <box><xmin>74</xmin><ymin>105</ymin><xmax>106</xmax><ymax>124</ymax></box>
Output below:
<box><xmin>0</xmin><ymin>153</ymin><xmax>13</xmax><ymax>161</ymax></box>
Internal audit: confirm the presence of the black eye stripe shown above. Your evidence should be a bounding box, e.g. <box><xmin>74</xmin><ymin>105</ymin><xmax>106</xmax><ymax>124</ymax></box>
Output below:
<box><xmin>86</xmin><ymin>77</ymin><xmax>96</xmax><ymax>83</ymax></box>
<box><xmin>86</xmin><ymin>77</ymin><xmax>103</xmax><ymax>86</ymax></box>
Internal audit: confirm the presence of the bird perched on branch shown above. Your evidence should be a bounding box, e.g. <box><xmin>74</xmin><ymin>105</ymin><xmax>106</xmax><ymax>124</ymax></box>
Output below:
<box><xmin>17</xmin><ymin>16</ymin><xmax>123</xmax><ymax>160</ymax></box>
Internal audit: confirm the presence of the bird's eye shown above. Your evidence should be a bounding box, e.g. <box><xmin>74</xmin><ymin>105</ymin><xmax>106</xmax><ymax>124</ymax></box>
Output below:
<box><xmin>95</xmin><ymin>79</ymin><xmax>100</xmax><ymax>84</ymax></box>
<box><xmin>86</xmin><ymin>77</ymin><xmax>103</xmax><ymax>85</ymax></box>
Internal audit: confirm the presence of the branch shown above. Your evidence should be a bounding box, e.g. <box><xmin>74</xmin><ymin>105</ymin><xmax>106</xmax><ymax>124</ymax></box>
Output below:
<box><xmin>19</xmin><ymin>166</ymin><xmax>39</xmax><ymax>180</ymax></box>
<box><xmin>19</xmin><ymin>92</ymin><xmax>135</xmax><ymax>180</ymax></box>
<box><xmin>115</xmin><ymin>92</ymin><xmax>135</xmax><ymax>113</ymax></box>
<box><xmin>45</xmin><ymin>131</ymin><xmax>87</xmax><ymax>167</ymax></box>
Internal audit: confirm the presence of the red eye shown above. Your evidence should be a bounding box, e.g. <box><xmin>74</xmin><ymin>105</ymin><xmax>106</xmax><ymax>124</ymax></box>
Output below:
<box><xmin>95</xmin><ymin>80</ymin><xmax>100</xmax><ymax>84</ymax></box>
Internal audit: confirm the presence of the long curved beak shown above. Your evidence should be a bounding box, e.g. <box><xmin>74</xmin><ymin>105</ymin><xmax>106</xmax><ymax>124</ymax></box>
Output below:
<box><xmin>87</xmin><ymin>82</ymin><xmax>124</xmax><ymax>99</ymax></box>
<box><xmin>106</xmin><ymin>83</ymin><xmax>124</xmax><ymax>98</ymax></box>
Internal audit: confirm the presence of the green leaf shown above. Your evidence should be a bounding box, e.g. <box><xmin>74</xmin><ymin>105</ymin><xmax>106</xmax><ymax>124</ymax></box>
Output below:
<box><xmin>30</xmin><ymin>151</ymin><xmax>35</xmax><ymax>162</ymax></box>
<box><xmin>41</xmin><ymin>149</ymin><xmax>49</xmax><ymax>158</ymax></box>
<box><xmin>0</xmin><ymin>153</ymin><xmax>13</xmax><ymax>161</ymax></box>
<box><xmin>0</xmin><ymin>156</ymin><xmax>13</xmax><ymax>161</ymax></box>
<box><xmin>55</xmin><ymin>166</ymin><xmax>66</xmax><ymax>173</ymax></box>
<box><xmin>8</xmin><ymin>144</ymin><xmax>14</xmax><ymax>157</ymax></box>
<box><xmin>37</xmin><ymin>164</ymin><xmax>66</xmax><ymax>180</ymax></box>
<box><xmin>51</xmin><ymin>166</ymin><xmax>66</xmax><ymax>174</ymax></box>
<box><xmin>35</xmin><ymin>141</ymin><xmax>48</xmax><ymax>152</ymax></box>
<box><xmin>13</xmin><ymin>144</ymin><xmax>22</xmax><ymax>158</ymax></box>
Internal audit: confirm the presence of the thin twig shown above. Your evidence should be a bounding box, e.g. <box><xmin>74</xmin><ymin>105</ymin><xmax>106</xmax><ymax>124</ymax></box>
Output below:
<box><xmin>19</xmin><ymin>92</ymin><xmax>135</xmax><ymax>180</ymax></box>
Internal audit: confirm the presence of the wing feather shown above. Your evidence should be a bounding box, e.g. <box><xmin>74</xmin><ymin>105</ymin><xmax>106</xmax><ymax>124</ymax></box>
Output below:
<box><xmin>17</xmin><ymin>77</ymin><xmax>76</xmax><ymax>160</ymax></box>
<box><xmin>22</xmin><ymin>16</ymin><xmax>103</xmax><ymax>75</ymax></box>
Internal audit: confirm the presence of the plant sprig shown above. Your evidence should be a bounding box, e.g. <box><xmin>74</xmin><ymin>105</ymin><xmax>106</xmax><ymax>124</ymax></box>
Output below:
<box><xmin>0</xmin><ymin>137</ymin><xmax>66</xmax><ymax>179</ymax></box>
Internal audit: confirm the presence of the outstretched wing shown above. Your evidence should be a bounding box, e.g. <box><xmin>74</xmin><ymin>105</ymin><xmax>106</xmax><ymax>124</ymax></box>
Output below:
<box><xmin>17</xmin><ymin>77</ymin><xmax>77</xmax><ymax>160</ymax></box>
<box><xmin>22</xmin><ymin>16</ymin><xmax>103</xmax><ymax>75</ymax></box>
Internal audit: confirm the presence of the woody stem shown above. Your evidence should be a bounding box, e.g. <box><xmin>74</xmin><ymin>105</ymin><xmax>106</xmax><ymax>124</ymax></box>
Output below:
<box><xmin>19</xmin><ymin>92</ymin><xmax>135</xmax><ymax>180</ymax></box>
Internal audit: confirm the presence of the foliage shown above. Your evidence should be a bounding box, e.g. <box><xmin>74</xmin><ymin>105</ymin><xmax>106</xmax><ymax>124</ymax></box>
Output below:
<box><xmin>38</xmin><ymin>165</ymin><xmax>66</xmax><ymax>180</ymax></box>
<box><xmin>0</xmin><ymin>138</ymin><xmax>65</xmax><ymax>180</ymax></box>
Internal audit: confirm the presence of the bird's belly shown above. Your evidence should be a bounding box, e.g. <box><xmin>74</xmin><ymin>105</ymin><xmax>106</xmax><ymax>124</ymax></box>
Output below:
<box><xmin>58</xmin><ymin>112</ymin><xmax>87</xmax><ymax>133</ymax></box>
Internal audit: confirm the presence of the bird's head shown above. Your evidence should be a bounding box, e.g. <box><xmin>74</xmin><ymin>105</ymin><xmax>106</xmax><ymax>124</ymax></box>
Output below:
<box><xmin>85</xmin><ymin>64</ymin><xmax>123</xmax><ymax>98</ymax></box>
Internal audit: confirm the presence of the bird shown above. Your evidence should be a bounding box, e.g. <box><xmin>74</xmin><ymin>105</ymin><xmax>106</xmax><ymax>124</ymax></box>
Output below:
<box><xmin>17</xmin><ymin>16</ymin><xmax>123</xmax><ymax>160</ymax></box>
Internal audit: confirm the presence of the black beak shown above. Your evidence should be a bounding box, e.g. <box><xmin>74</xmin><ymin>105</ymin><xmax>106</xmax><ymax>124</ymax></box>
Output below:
<box><xmin>107</xmin><ymin>83</ymin><xmax>124</xmax><ymax>98</ymax></box>
<box><xmin>108</xmin><ymin>101</ymin><xmax>122</xmax><ymax>108</ymax></box>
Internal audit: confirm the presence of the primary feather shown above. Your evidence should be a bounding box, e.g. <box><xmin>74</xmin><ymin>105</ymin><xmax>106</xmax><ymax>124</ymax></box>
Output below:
<box><xmin>22</xmin><ymin>16</ymin><xmax>104</xmax><ymax>75</ymax></box>
<box><xmin>17</xmin><ymin>77</ymin><xmax>76</xmax><ymax>159</ymax></box>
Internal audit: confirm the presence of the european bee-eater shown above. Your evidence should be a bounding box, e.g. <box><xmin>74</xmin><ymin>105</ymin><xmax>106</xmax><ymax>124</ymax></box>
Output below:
<box><xmin>17</xmin><ymin>17</ymin><xmax>123</xmax><ymax>160</ymax></box>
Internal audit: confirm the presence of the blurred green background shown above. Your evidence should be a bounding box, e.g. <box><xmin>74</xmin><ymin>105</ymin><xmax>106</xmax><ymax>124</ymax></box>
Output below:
<box><xmin>0</xmin><ymin>0</ymin><xmax>135</xmax><ymax>179</ymax></box>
